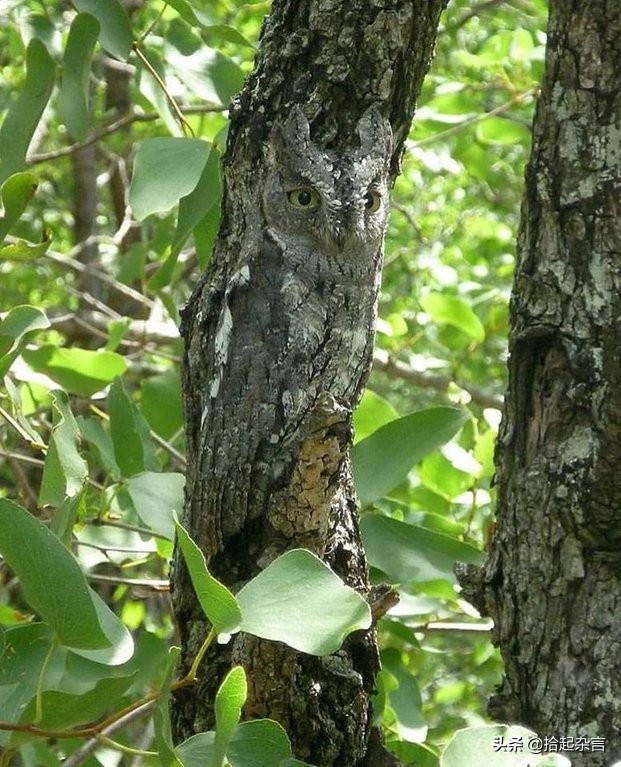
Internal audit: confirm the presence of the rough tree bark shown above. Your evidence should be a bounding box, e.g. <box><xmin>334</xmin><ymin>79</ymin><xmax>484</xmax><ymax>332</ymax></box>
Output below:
<box><xmin>462</xmin><ymin>2</ymin><xmax>621</xmax><ymax>765</ymax></box>
<box><xmin>171</xmin><ymin>1</ymin><xmax>446</xmax><ymax>764</ymax></box>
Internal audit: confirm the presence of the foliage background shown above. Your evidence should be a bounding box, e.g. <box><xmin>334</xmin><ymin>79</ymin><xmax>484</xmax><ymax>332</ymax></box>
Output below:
<box><xmin>0</xmin><ymin>0</ymin><xmax>547</xmax><ymax>764</ymax></box>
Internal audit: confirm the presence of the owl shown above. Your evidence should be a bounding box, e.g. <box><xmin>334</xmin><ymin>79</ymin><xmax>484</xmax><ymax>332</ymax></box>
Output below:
<box><xmin>186</xmin><ymin>106</ymin><xmax>393</xmax><ymax>558</ymax></box>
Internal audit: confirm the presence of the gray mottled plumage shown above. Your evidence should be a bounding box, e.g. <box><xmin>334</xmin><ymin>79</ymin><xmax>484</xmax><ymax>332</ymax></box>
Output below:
<box><xmin>186</xmin><ymin>106</ymin><xmax>392</xmax><ymax>557</ymax></box>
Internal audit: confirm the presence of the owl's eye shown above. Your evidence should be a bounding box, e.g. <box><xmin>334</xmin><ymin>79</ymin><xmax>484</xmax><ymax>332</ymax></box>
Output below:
<box><xmin>364</xmin><ymin>190</ymin><xmax>382</xmax><ymax>213</ymax></box>
<box><xmin>287</xmin><ymin>187</ymin><xmax>321</xmax><ymax>208</ymax></box>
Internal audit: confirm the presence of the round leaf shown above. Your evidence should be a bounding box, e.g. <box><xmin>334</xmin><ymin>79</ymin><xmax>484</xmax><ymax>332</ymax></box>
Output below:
<box><xmin>237</xmin><ymin>549</ymin><xmax>371</xmax><ymax>656</ymax></box>
<box><xmin>129</xmin><ymin>138</ymin><xmax>211</xmax><ymax>220</ymax></box>
<box><xmin>441</xmin><ymin>725</ymin><xmax>571</xmax><ymax>767</ymax></box>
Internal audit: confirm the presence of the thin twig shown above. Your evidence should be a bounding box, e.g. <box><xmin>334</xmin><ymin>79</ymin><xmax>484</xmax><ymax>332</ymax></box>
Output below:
<box><xmin>87</xmin><ymin>573</ymin><xmax>169</xmax><ymax>591</ymax></box>
<box><xmin>62</xmin><ymin>700</ymin><xmax>155</xmax><ymax>767</ymax></box>
<box><xmin>132</xmin><ymin>43</ymin><xmax>194</xmax><ymax>136</ymax></box>
<box><xmin>411</xmin><ymin>87</ymin><xmax>538</xmax><ymax>148</ymax></box>
<box><xmin>27</xmin><ymin>105</ymin><xmax>225</xmax><ymax>165</ymax></box>
<box><xmin>37</xmin><ymin>238</ymin><xmax>155</xmax><ymax>309</ymax></box>
<box><xmin>450</xmin><ymin>0</ymin><xmax>505</xmax><ymax>30</ymax></box>
<box><xmin>372</xmin><ymin>350</ymin><xmax>504</xmax><ymax>410</ymax></box>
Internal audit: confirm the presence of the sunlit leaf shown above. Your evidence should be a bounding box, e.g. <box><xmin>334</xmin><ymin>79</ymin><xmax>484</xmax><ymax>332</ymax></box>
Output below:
<box><xmin>352</xmin><ymin>407</ymin><xmax>469</xmax><ymax>507</ymax></box>
<box><xmin>420</xmin><ymin>294</ymin><xmax>485</xmax><ymax>343</ymax></box>
<box><xmin>0</xmin><ymin>238</ymin><xmax>51</xmax><ymax>261</ymax></box>
<box><xmin>440</xmin><ymin>725</ymin><xmax>570</xmax><ymax>767</ymax></box>
<box><xmin>0</xmin><ymin>39</ymin><xmax>55</xmax><ymax>184</ymax></box>
<box><xmin>353</xmin><ymin>389</ymin><xmax>399</xmax><ymax>443</ymax></box>
<box><xmin>177</xmin><ymin>720</ymin><xmax>295</xmax><ymax>767</ymax></box>
<box><xmin>0</xmin><ymin>172</ymin><xmax>38</xmax><ymax>242</ymax></box>
<box><xmin>213</xmin><ymin>667</ymin><xmax>247</xmax><ymax>767</ymax></box>
<box><xmin>22</xmin><ymin>345</ymin><xmax>128</xmax><ymax>397</ymax></box>
<box><xmin>237</xmin><ymin>549</ymin><xmax>371</xmax><ymax>656</ymax></box>
<box><xmin>476</xmin><ymin>117</ymin><xmax>530</xmax><ymax>146</ymax></box>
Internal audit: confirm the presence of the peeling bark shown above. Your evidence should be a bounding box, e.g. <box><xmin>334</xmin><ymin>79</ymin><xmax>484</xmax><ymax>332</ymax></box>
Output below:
<box><xmin>460</xmin><ymin>3</ymin><xmax>621</xmax><ymax>764</ymax></box>
<box><xmin>171</xmin><ymin>1</ymin><xmax>446</xmax><ymax>763</ymax></box>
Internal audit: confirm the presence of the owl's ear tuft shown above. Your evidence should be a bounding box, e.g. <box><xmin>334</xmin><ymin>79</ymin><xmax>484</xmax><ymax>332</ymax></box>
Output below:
<box><xmin>357</xmin><ymin>106</ymin><xmax>393</xmax><ymax>164</ymax></box>
<box><xmin>269</xmin><ymin>105</ymin><xmax>312</xmax><ymax>165</ymax></box>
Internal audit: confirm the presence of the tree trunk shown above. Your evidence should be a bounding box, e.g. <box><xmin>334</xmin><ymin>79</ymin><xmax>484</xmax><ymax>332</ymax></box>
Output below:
<box><xmin>462</xmin><ymin>2</ymin><xmax>621</xmax><ymax>764</ymax></box>
<box><xmin>171</xmin><ymin>1</ymin><xmax>446</xmax><ymax>764</ymax></box>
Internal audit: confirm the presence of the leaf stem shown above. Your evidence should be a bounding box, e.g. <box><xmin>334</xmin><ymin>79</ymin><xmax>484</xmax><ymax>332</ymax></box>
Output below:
<box><xmin>35</xmin><ymin>635</ymin><xmax>58</xmax><ymax>723</ymax></box>
<box><xmin>177</xmin><ymin>627</ymin><xmax>217</xmax><ymax>686</ymax></box>
<box><xmin>131</xmin><ymin>43</ymin><xmax>195</xmax><ymax>137</ymax></box>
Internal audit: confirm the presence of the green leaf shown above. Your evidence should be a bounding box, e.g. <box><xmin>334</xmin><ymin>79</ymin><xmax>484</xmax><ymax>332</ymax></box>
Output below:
<box><xmin>382</xmin><ymin>648</ymin><xmax>426</xmax><ymax>743</ymax></box>
<box><xmin>22</xmin><ymin>674</ymin><xmax>134</xmax><ymax>729</ymax></box>
<box><xmin>352</xmin><ymin>407</ymin><xmax>469</xmax><ymax>507</ymax></box>
<box><xmin>127</xmin><ymin>471</ymin><xmax>185</xmax><ymax>540</ymax></box>
<box><xmin>140</xmin><ymin>369</ymin><xmax>183</xmax><ymax>439</ymax></box>
<box><xmin>177</xmin><ymin>720</ymin><xmax>295</xmax><ymax>767</ymax></box>
<box><xmin>73</xmin><ymin>0</ymin><xmax>132</xmax><ymax>61</ymax></box>
<box><xmin>0</xmin><ymin>238</ymin><xmax>51</xmax><ymax>261</ymax></box>
<box><xmin>279</xmin><ymin>761</ymin><xmax>316</xmax><ymax>767</ymax></box>
<box><xmin>353</xmin><ymin>389</ymin><xmax>399</xmax><ymax>443</ymax></box>
<box><xmin>212</xmin><ymin>667</ymin><xmax>247</xmax><ymax>767</ymax></box>
<box><xmin>0</xmin><ymin>39</ymin><xmax>55</xmax><ymax>184</ymax></box>
<box><xmin>0</xmin><ymin>623</ymin><xmax>55</xmax><ymax>739</ymax></box>
<box><xmin>176</xmin><ymin>732</ymin><xmax>216</xmax><ymax>765</ymax></box>
<box><xmin>193</xmin><ymin>200</ymin><xmax>221</xmax><ymax>269</ymax></box>
<box><xmin>107</xmin><ymin>378</ymin><xmax>149</xmax><ymax>477</ymax></box>
<box><xmin>69</xmin><ymin>588</ymin><xmax>134</xmax><ymax>665</ymax></box>
<box><xmin>226</xmin><ymin>721</ymin><xmax>292</xmax><ymax>767</ymax></box>
<box><xmin>420</xmin><ymin>294</ymin><xmax>485</xmax><ymax>343</ymax></box>
<box><xmin>154</xmin><ymin>647</ymin><xmax>183</xmax><ymax>767</ymax></box>
<box><xmin>164</xmin><ymin>0</ymin><xmax>255</xmax><ymax>48</ymax></box>
<box><xmin>39</xmin><ymin>391</ymin><xmax>88</xmax><ymax>506</ymax></box>
<box><xmin>77</xmin><ymin>415</ymin><xmax>120</xmax><ymax>477</ymax></box>
<box><xmin>0</xmin><ymin>305</ymin><xmax>49</xmax><ymax>376</ymax></box>
<box><xmin>0</xmin><ymin>500</ymin><xmax>108</xmax><ymax>649</ymax></box>
<box><xmin>440</xmin><ymin>725</ymin><xmax>567</xmax><ymax>767</ymax></box>
<box><xmin>237</xmin><ymin>549</ymin><xmax>371</xmax><ymax>656</ymax></box>
<box><xmin>476</xmin><ymin>117</ymin><xmax>531</xmax><ymax>146</ymax></box>
<box><xmin>360</xmin><ymin>515</ymin><xmax>484</xmax><ymax>584</ymax></box>
<box><xmin>174</xmin><ymin>518</ymin><xmax>242</xmax><ymax>634</ymax></box>
<box><xmin>129</xmin><ymin>138</ymin><xmax>211</xmax><ymax>220</ymax></box>
<box><xmin>58</xmin><ymin>13</ymin><xmax>100</xmax><ymax>141</ymax></box>
<box><xmin>0</xmin><ymin>172</ymin><xmax>38</xmax><ymax>242</ymax></box>
<box><xmin>174</xmin><ymin>146</ymin><xmax>221</xmax><ymax>253</ymax></box>
<box><xmin>22</xmin><ymin>345</ymin><xmax>128</xmax><ymax>397</ymax></box>
<box><xmin>202</xmin><ymin>25</ymin><xmax>255</xmax><ymax>50</ymax></box>
<box><xmin>205</xmin><ymin>52</ymin><xmax>245</xmax><ymax>105</ymax></box>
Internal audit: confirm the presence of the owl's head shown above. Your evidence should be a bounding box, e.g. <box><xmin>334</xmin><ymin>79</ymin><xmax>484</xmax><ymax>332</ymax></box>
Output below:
<box><xmin>262</xmin><ymin>106</ymin><xmax>392</xmax><ymax>260</ymax></box>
